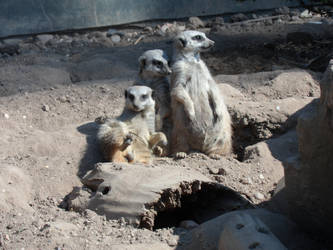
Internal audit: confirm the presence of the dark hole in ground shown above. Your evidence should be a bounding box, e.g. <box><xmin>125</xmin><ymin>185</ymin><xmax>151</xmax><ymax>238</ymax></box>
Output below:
<box><xmin>152</xmin><ymin>182</ymin><xmax>252</xmax><ymax>230</ymax></box>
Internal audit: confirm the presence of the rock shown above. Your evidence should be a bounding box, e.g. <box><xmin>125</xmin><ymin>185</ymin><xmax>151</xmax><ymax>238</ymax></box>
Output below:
<box><xmin>36</xmin><ymin>34</ymin><xmax>54</xmax><ymax>44</ymax></box>
<box><xmin>111</xmin><ymin>35</ymin><xmax>121</xmax><ymax>43</ymax></box>
<box><xmin>62</xmin><ymin>162</ymin><xmax>211</xmax><ymax>229</ymax></box>
<box><xmin>159</xmin><ymin>23</ymin><xmax>173</xmax><ymax>35</ymax></box>
<box><xmin>254</xmin><ymin>192</ymin><xmax>265</xmax><ymax>200</ymax></box>
<box><xmin>183</xmin><ymin>209</ymin><xmax>316</xmax><ymax>250</ymax></box>
<box><xmin>230</xmin><ymin>13</ymin><xmax>248</xmax><ymax>23</ymax></box>
<box><xmin>179</xmin><ymin>220</ymin><xmax>199</xmax><ymax>230</ymax></box>
<box><xmin>283</xmin><ymin>59</ymin><xmax>333</xmax><ymax>240</ymax></box>
<box><xmin>214</xmin><ymin>17</ymin><xmax>225</xmax><ymax>25</ymax></box>
<box><xmin>209</xmin><ymin>167</ymin><xmax>219</xmax><ymax>175</ymax></box>
<box><xmin>0</xmin><ymin>43</ymin><xmax>19</xmax><ymax>55</ymax></box>
<box><xmin>300</xmin><ymin>9</ymin><xmax>312</xmax><ymax>18</ymax></box>
<box><xmin>188</xmin><ymin>16</ymin><xmax>205</xmax><ymax>28</ymax></box>
<box><xmin>291</xmin><ymin>15</ymin><xmax>301</xmax><ymax>22</ymax></box>
<box><xmin>167</xmin><ymin>238</ymin><xmax>178</xmax><ymax>247</ymax></box>
<box><xmin>265</xmin><ymin>18</ymin><xmax>273</xmax><ymax>26</ymax></box>
<box><xmin>42</xmin><ymin>104</ymin><xmax>50</xmax><ymax>112</ymax></box>
<box><xmin>4</xmin><ymin>234</ymin><xmax>9</xmax><ymax>241</ymax></box>
<box><xmin>2</xmin><ymin>38</ymin><xmax>23</xmax><ymax>46</ymax></box>
<box><xmin>87</xmin><ymin>31</ymin><xmax>105</xmax><ymax>39</ymax></box>
<box><xmin>106</xmin><ymin>29</ymin><xmax>125</xmax><ymax>37</ymax></box>
<box><xmin>240</xmin><ymin>177</ymin><xmax>253</xmax><ymax>185</ymax></box>
<box><xmin>275</xmin><ymin>6</ymin><xmax>290</xmax><ymax>15</ymax></box>
<box><xmin>219</xmin><ymin>213</ymin><xmax>287</xmax><ymax>250</ymax></box>
<box><xmin>143</xmin><ymin>26</ymin><xmax>153</xmax><ymax>33</ymax></box>
<box><xmin>218</xmin><ymin>167</ymin><xmax>228</xmax><ymax>176</ymax></box>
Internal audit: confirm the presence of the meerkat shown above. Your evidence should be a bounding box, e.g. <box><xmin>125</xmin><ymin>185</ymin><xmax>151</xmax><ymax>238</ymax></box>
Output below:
<box><xmin>97</xmin><ymin>86</ymin><xmax>168</xmax><ymax>164</ymax></box>
<box><xmin>170</xmin><ymin>30</ymin><xmax>232</xmax><ymax>159</ymax></box>
<box><xmin>137</xmin><ymin>49</ymin><xmax>172</xmax><ymax>133</ymax></box>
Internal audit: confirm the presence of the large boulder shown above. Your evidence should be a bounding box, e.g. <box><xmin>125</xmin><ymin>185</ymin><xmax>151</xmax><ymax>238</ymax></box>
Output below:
<box><xmin>179</xmin><ymin>209</ymin><xmax>315</xmax><ymax>250</ymax></box>
<box><xmin>284</xmin><ymin>59</ymin><xmax>333</xmax><ymax>239</ymax></box>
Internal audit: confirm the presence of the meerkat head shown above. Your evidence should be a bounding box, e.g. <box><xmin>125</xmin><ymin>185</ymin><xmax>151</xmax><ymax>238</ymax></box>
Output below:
<box><xmin>174</xmin><ymin>30</ymin><xmax>215</xmax><ymax>54</ymax></box>
<box><xmin>138</xmin><ymin>49</ymin><xmax>171</xmax><ymax>79</ymax></box>
<box><xmin>124</xmin><ymin>86</ymin><xmax>155</xmax><ymax>112</ymax></box>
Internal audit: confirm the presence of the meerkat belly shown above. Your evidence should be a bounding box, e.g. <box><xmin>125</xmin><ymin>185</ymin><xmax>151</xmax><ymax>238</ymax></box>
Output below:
<box><xmin>186</xmin><ymin>66</ymin><xmax>215</xmax><ymax>134</ymax></box>
<box><xmin>126</xmin><ymin>120</ymin><xmax>150</xmax><ymax>144</ymax></box>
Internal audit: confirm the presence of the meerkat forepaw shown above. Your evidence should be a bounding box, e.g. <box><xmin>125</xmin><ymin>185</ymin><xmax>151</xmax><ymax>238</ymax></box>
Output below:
<box><xmin>124</xmin><ymin>134</ymin><xmax>134</xmax><ymax>146</ymax></box>
<box><xmin>208</xmin><ymin>153</ymin><xmax>221</xmax><ymax>160</ymax></box>
<box><xmin>95</xmin><ymin>115</ymin><xmax>108</xmax><ymax>124</ymax></box>
<box><xmin>153</xmin><ymin>146</ymin><xmax>164</xmax><ymax>157</ymax></box>
<box><xmin>174</xmin><ymin>152</ymin><xmax>187</xmax><ymax>159</ymax></box>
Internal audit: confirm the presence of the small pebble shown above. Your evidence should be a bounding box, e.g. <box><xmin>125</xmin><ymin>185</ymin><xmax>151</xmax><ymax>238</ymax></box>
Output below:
<box><xmin>4</xmin><ymin>113</ymin><xmax>9</xmax><ymax>119</ymax></box>
<box><xmin>42</xmin><ymin>104</ymin><xmax>50</xmax><ymax>112</ymax></box>
<box><xmin>259</xmin><ymin>174</ymin><xmax>265</xmax><ymax>180</ymax></box>
<box><xmin>255</xmin><ymin>192</ymin><xmax>265</xmax><ymax>200</ymax></box>
<box><xmin>4</xmin><ymin>234</ymin><xmax>10</xmax><ymax>241</ymax></box>
<box><xmin>111</xmin><ymin>35</ymin><xmax>121</xmax><ymax>43</ymax></box>
<box><xmin>209</xmin><ymin>167</ymin><xmax>219</xmax><ymax>175</ymax></box>
<box><xmin>240</xmin><ymin>177</ymin><xmax>253</xmax><ymax>185</ymax></box>
<box><xmin>167</xmin><ymin>238</ymin><xmax>178</xmax><ymax>247</ymax></box>
<box><xmin>218</xmin><ymin>167</ymin><xmax>228</xmax><ymax>176</ymax></box>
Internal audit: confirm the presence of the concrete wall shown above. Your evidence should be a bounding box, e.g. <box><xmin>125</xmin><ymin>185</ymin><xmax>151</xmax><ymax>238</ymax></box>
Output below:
<box><xmin>0</xmin><ymin>0</ymin><xmax>311</xmax><ymax>38</ymax></box>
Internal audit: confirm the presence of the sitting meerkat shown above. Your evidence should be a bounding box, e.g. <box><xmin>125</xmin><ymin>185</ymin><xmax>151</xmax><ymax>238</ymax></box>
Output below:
<box><xmin>137</xmin><ymin>49</ymin><xmax>172</xmax><ymax>133</ymax></box>
<box><xmin>97</xmin><ymin>86</ymin><xmax>168</xmax><ymax>164</ymax></box>
<box><xmin>170</xmin><ymin>30</ymin><xmax>232</xmax><ymax>159</ymax></box>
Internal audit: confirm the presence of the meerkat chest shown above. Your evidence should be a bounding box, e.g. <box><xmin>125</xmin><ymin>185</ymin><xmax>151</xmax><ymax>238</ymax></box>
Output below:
<box><xmin>184</xmin><ymin>61</ymin><xmax>211</xmax><ymax>93</ymax></box>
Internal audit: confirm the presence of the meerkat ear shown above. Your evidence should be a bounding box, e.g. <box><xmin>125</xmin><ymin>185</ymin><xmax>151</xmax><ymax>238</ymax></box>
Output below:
<box><xmin>151</xmin><ymin>90</ymin><xmax>156</xmax><ymax>100</ymax></box>
<box><xmin>174</xmin><ymin>36</ymin><xmax>187</xmax><ymax>48</ymax></box>
<box><xmin>124</xmin><ymin>89</ymin><xmax>128</xmax><ymax>98</ymax></box>
<box><xmin>138</xmin><ymin>56</ymin><xmax>146</xmax><ymax>69</ymax></box>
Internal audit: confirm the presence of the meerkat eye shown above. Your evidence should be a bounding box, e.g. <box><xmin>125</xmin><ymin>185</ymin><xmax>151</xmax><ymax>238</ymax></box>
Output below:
<box><xmin>128</xmin><ymin>94</ymin><xmax>135</xmax><ymax>101</ymax></box>
<box><xmin>193</xmin><ymin>35</ymin><xmax>203</xmax><ymax>41</ymax></box>
<box><xmin>141</xmin><ymin>94</ymin><xmax>148</xmax><ymax>101</ymax></box>
<box><xmin>153</xmin><ymin>60</ymin><xmax>163</xmax><ymax>68</ymax></box>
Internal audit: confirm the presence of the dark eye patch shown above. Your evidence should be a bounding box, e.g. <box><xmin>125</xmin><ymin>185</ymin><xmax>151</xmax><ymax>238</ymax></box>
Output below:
<box><xmin>141</xmin><ymin>94</ymin><xmax>148</xmax><ymax>101</ymax></box>
<box><xmin>153</xmin><ymin>60</ymin><xmax>163</xmax><ymax>68</ymax></box>
<box><xmin>129</xmin><ymin>94</ymin><xmax>135</xmax><ymax>101</ymax></box>
<box><xmin>192</xmin><ymin>35</ymin><xmax>203</xmax><ymax>41</ymax></box>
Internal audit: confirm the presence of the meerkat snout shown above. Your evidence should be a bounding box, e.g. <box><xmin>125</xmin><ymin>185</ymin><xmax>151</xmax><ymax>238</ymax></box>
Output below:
<box><xmin>138</xmin><ymin>49</ymin><xmax>172</xmax><ymax>78</ymax></box>
<box><xmin>125</xmin><ymin>85</ymin><xmax>155</xmax><ymax>112</ymax></box>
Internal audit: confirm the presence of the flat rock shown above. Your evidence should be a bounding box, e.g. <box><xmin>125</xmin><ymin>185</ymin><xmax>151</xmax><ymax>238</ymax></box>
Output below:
<box><xmin>36</xmin><ymin>34</ymin><xmax>54</xmax><ymax>44</ymax></box>
<box><xmin>63</xmin><ymin>162</ymin><xmax>211</xmax><ymax>227</ymax></box>
<box><xmin>188</xmin><ymin>17</ymin><xmax>205</xmax><ymax>28</ymax></box>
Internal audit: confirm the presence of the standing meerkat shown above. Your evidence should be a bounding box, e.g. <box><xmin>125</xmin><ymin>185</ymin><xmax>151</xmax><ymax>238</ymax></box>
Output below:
<box><xmin>170</xmin><ymin>30</ymin><xmax>232</xmax><ymax>159</ymax></box>
<box><xmin>97</xmin><ymin>86</ymin><xmax>168</xmax><ymax>164</ymax></box>
<box><xmin>137</xmin><ymin>49</ymin><xmax>172</xmax><ymax>133</ymax></box>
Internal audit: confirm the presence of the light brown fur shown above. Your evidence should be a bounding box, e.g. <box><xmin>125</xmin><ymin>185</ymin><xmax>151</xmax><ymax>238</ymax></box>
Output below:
<box><xmin>97</xmin><ymin>86</ymin><xmax>168</xmax><ymax>164</ymax></box>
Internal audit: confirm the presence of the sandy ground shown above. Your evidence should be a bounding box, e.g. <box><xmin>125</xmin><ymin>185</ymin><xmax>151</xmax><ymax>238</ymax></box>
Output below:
<box><xmin>0</xmin><ymin>9</ymin><xmax>332</xmax><ymax>249</ymax></box>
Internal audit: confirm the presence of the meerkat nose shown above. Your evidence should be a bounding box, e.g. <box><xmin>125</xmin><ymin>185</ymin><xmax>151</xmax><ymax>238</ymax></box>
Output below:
<box><xmin>133</xmin><ymin>104</ymin><xmax>139</xmax><ymax>110</ymax></box>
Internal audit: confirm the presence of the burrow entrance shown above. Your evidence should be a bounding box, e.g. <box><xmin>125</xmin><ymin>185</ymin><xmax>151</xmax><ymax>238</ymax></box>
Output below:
<box><xmin>140</xmin><ymin>182</ymin><xmax>253</xmax><ymax>230</ymax></box>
